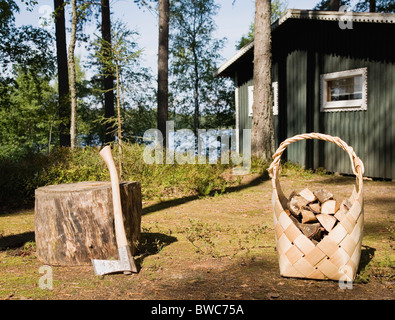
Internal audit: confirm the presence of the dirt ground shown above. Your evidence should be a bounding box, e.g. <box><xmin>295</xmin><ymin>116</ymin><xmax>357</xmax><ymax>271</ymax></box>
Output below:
<box><xmin>0</xmin><ymin>170</ymin><xmax>394</xmax><ymax>301</ymax></box>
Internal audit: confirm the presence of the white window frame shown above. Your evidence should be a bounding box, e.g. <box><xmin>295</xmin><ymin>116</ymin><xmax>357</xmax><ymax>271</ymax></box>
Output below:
<box><xmin>320</xmin><ymin>67</ymin><xmax>367</xmax><ymax>112</ymax></box>
<box><xmin>272</xmin><ymin>81</ymin><xmax>279</xmax><ymax>116</ymax></box>
<box><xmin>248</xmin><ymin>85</ymin><xmax>254</xmax><ymax>117</ymax></box>
<box><xmin>248</xmin><ymin>82</ymin><xmax>279</xmax><ymax>117</ymax></box>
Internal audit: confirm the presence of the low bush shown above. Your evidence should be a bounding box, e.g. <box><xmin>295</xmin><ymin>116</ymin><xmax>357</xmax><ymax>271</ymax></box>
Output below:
<box><xmin>1</xmin><ymin>143</ymin><xmax>255</xmax><ymax>209</ymax></box>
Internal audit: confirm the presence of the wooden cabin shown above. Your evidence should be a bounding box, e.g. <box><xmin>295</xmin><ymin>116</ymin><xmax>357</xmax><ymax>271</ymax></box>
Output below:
<box><xmin>215</xmin><ymin>9</ymin><xmax>395</xmax><ymax>179</ymax></box>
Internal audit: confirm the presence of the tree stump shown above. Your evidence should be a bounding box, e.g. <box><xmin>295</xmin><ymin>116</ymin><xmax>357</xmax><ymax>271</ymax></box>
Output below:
<box><xmin>34</xmin><ymin>181</ymin><xmax>141</xmax><ymax>266</ymax></box>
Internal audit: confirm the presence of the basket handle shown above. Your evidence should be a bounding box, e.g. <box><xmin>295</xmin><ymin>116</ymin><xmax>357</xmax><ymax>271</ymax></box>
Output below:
<box><xmin>267</xmin><ymin>133</ymin><xmax>364</xmax><ymax>180</ymax></box>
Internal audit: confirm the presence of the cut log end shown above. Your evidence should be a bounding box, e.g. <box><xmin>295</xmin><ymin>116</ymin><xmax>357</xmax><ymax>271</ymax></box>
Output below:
<box><xmin>316</xmin><ymin>214</ymin><xmax>337</xmax><ymax>232</ymax></box>
<box><xmin>321</xmin><ymin>200</ymin><xmax>340</xmax><ymax>215</ymax></box>
<box><xmin>313</xmin><ymin>188</ymin><xmax>334</xmax><ymax>204</ymax></box>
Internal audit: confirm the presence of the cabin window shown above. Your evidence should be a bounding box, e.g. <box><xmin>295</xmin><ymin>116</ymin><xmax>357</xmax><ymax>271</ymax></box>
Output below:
<box><xmin>321</xmin><ymin>68</ymin><xmax>367</xmax><ymax>112</ymax></box>
<box><xmin>247</xmin><ymin>82</ymin><xmax>279</xmax><ymax>117</ymax></box>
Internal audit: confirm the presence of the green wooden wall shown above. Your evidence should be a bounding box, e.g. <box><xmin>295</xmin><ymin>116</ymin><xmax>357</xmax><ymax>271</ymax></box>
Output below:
<box><xmin>232</xmin><ymin>19</ymin><xmax>395</xmax><ymax>179</ymax></box>
<box><xmin>316</xmin><ymin>55</ymin><xmax>395</xmax><ymax>179</ymax></box>
<box><xmin>235</xmin><ymin>50</ymin><xmax>395</xmax><ymax>179</ymax></box>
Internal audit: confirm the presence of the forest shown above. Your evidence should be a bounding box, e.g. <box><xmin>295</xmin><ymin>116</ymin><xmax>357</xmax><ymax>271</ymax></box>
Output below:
<box><xmin>0</xmin><ymin>0</ymin><xmax>236</xmax><ymax>157</ymax></box>
<box><xmin>0</xmin><ymin>0</ymin><xmax>239</xmax><ymax>208</ymax></box>
<box><xmin>1</xmin><ymin>0</ymin><xmax>394</xmax><ymax>208</ymax></box>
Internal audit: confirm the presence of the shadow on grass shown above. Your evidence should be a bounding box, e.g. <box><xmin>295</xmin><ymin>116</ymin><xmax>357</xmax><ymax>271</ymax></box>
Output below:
<box><xmin>142</xmin><ymin>172</ymin><xmax>269</xmax><ymax>216</ymax></box>
<box><xmin>0</xmin><ymin>231</ymin><xmax>35</xmax><ymax>251</ymax></box>
<box><xmin>358</xmin><ymin>245</ymin><xmax>376</xmax><ymax>274</ymax></box>
<box><xmin>134</xmin><ymin>232</ymin><xmax>178</xmax><ymax>271</ymax></box>
<box><xmin>313</xmin><ymin>174</ymin><xmax>357</xmax><ymax>186</ymax></box>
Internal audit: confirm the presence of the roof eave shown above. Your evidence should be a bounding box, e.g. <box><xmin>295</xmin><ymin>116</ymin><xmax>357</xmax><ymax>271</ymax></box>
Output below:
<box><xmin>214</xmin><ymin>9</ymin><xmax>395</xmax><ymax>78</ymax></box>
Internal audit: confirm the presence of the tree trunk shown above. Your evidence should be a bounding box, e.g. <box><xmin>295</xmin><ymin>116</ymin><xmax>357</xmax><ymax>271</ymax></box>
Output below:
<box><xmin>101</xmin><ymin>0</ymin><xmax>115</xmax><ymax>144</ymax></box>
<box><xmin>251</xmin><ymin>0</ymin><xmax>274</xmax><ymax>161</ymax></box>
<box><xmin>329</xmin><ymin>0</ymin><xmax>340</xmax><ymax>11</ymax></box>
<box><xmin>54</xmin><ymin>0</ymin><xmax>70</xmax><ymax>147</ymax></box>
<box><xmin>115</xmin><ymin>61</ymin><xmax>122</xmax><ymax>178</ymax></box>
<box><xmin>157</xmin><ymin>0</ymin><xmax>169</xmax><ymax>148</ymax></box>
<box><xmin>192</xmin><ymin>46</ymin><xmax>200</xmax><ymax>137</ymax></box>
<box><xmin>369</xmin><ymin>0</ymin><xmax>376</xmax><ymax>12</ymax></box>
<box><xmin>34</xmin><ymin>181</ymin><xmax>142</xmax><ymax>266</ymax></box>
<box><xmin>68</xmin><ymin>0</ymin><xmax>78</xmax><ymax>150</ymax></box>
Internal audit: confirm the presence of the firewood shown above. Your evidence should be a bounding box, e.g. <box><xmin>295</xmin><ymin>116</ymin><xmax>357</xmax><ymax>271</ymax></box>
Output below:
<box><xmin>301</xmin><ymin>209</ymin><xmax>318</xmax><ymax>223</ymax></box>
<box><xmin>314</xmin><ymin>188</ymin><xmax>334</xmax><ymax>204</ymax></box>
<box><xmin>316</xmin><ymin>214</ymin><xmax>337</xmax><ymax>232</ymax></box>
<box><xmin>289</xmin><ymin>195</ymin><xmax>309</xmax><ymax>217</ymax></box>
<box><xmin>298</xmin><ymin>222</ymin><xmax>321</xmax><ymax>239</ymax></box>
<box><xmin>308</xmin><ymin>202</ymin><xmax>321</xmax><ymax>214</ymax></box>
<box><xmin>298</xmin><ymin>188</ymin><xmax>317</xmax><ymax>203</ymax></box>
<box><xmin>321</xmin><ymin>200</ymin><xmax>340</xmax><ymax>215</ymax></box>
<box><xmin>289</xmin><ymin>214</ymin><xmax>300</xmax><ymax>226</ymax></box>
<box><xmin>286</xmin><ymin>187</ymin><xmax>353</xmax><ymax>243</ymax></box>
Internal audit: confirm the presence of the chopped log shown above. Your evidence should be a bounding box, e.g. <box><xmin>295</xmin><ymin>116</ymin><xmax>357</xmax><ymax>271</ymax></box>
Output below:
<box><xmin>334</xmin><ymin>199</ymin><xmax>352</xmax><ymax>221</ymax></box>
<box><xmin>314</xmin><ymin>189</ymin><xmax>334</xmax><ymax>204</ymax></box>
<box><xmin>316</xmin><ymin>214</ymin><xmax>337</xmax><ymax>232</ymax></box>
<box><xmin>289</xmin><ymin>214</ymin><xmax>301</xmax><ymax>227</ymax></box>
<box><xmin>298</xmin><ymin>222</ymin><xmax>321</xmax><ymax>239</ymax></box>
<box><xmin>308</xmin><ymin>202</ymin><xmax>321</xmax><ymax>214</ymax></box>
<box><xmin>301</xmin><ymin>209</ymin><xmax>318</xmax><ymax>223</ymax></box>
<box><xmin>321</xmin><ymin>200</ymin><xmax>340</xmax><ymax>215</ymax></box>
<box><xmin>298</xmin><ymin>188</ymin><xmax>317</xmax><ymax>203</ymax></box>
<box><xmin>289</xmin><ymin>195</ymin><xmax>309</xmax><ymax>217</ymax></box>
<box><xmin>311</xmin><ymin>227</ymin><xmax>323</xmax><ymax>242</ymax></box>
<box><xmin>34</xmin><ymin>181</ymin><xmax>142</xmax><ymax>266</ymax></box>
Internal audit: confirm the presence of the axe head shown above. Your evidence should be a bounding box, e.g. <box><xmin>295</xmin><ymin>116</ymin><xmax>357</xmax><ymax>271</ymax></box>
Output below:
<box><xmin>92</xmin><ymin>246</ymin><xmax>137</xmax><ymax>276</ymax></box>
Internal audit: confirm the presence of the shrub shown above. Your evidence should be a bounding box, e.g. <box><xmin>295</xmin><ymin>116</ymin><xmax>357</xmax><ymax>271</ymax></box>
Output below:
<box><xmin>0</xmin><ymin>143</ymin><xmax>244</xmax><ymax>209</ymax></box>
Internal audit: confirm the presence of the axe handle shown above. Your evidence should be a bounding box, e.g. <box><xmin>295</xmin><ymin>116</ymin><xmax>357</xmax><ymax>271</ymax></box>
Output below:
<box><xmin>99</xmin><ymin>146</ymin><xmax>128</xmax><ymax>248</ymax></box>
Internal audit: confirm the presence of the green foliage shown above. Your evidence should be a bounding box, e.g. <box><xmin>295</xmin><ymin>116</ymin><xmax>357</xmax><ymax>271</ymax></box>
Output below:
<box><xmin>356</xmin><ymin>253</ymin><xmax>395</xmax><ymax>283</ymax></box>
<box><xmin>313</xmin><ymin>0</ymin><xmax>351</xmax><ymax>10</ymax></box>
<box><xmin>169</xmin><ymin>0</ymin><xmax>234</xmax><ymax>131</ymax></box>
<box><xmin>0</xmin><ymin>147</ymin><xmax>107</xmax><ymax>208</ymax></box>
<box><xmin>235</xmin><ymin>0</ymin><xmax>288</xmax><ymax>50</ymax></box>
<box><xmin>314</xmin><ymin>0</ymin><xmax>395</xmax><ymax>12</ymax></box>
<box><xmin>0</xmin><ymin>143</ymin><xmax>238</xmax><ymax>208</ymax></box>
<box><xmin>0</xmin><ymin>67</ymin><xmax>58</xmax><ymax>158</ymax></box>
<box><xmin>235</xmin><ymin>22</ymin><xmax>255</xmax><ymax>50</ymax></box>
<box><xmin>0</xmin><ymin>0</ymin><xmax>56</xmax><ymax>158</ymax></box>
<box><xmin>88</xmin><ymin>20</ymin><xmax>156</xmax><ymax>145</ymax></box>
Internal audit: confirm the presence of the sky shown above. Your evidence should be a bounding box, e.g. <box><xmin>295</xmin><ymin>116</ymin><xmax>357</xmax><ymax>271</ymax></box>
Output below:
<box><xmin>13</xmin><ymin>0</ymin><xmax>339</xmax><ymax>75</ymax></box>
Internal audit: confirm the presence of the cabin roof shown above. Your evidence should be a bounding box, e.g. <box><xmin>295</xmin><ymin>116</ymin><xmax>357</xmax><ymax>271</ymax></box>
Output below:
<box><xmin>214</xmin><ymin>9</ymin><xmax>395</xmax><ymax>78</ymax></box>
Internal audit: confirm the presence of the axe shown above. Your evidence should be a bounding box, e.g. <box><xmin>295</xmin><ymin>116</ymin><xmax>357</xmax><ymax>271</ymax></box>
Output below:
<box><xmin>92</xmin><ymin>146</ymin><xmax>138</xmax><ymax>275</ymax></box>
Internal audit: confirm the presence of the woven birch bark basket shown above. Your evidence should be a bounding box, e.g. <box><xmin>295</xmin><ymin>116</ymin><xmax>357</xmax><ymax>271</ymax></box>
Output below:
<box><xmin>268</xmin><ymin>133</ymin><xmax>365</xmax><ymax>281</ymax></box>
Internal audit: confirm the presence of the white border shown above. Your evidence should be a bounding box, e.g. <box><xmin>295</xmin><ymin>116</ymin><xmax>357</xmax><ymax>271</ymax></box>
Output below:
<box><xmin>320</xmin><ymin>67</ymin><xmax>367</xmax><ymax>112</ymax></box>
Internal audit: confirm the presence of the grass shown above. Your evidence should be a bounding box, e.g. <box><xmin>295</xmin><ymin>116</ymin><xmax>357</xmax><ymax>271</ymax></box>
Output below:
<box><xmin>0</xmin><ymin>155</ymin><xmax>394</xmax><ymax>299</ymax></box>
